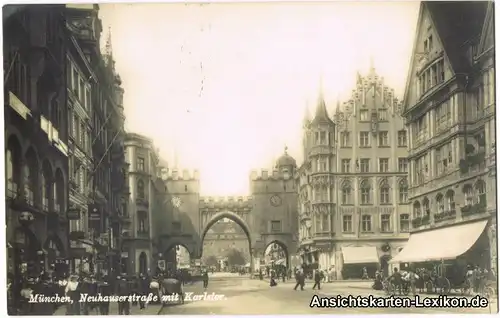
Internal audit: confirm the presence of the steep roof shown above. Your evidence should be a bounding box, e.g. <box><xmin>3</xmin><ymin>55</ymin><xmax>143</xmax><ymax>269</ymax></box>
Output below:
<box><xmin>402</xmin><ymin>1</ymin><xmax>488</xmax><ymax>112</ymax></box>
<box><xmin>426</xmin><ymin>1</ymin><xmax>487</xmax><ymax>74</ymax></box>
<box><xmin>311</xmin><ymin>92</ymin><xmax>334</xmax><ymax>126</ymax></box>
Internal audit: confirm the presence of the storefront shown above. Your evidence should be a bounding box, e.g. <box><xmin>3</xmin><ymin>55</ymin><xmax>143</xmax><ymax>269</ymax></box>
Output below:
<box><xmin>340</xmin><ymin>246</ymin><xmax>379</xmax><ymax>279</ymax></box>
<box><xmin>390</xmin><ymin>218</ymin><xmax>493</xmax><ymax>270</ymax></box>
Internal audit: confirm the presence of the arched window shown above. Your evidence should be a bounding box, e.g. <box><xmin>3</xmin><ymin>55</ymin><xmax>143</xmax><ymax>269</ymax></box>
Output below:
<box><xmin>379</xmin><ymin>180</ymin><xmax>390</xmax><ymax>204</ymax></box>
<box><xmin>475</xmin><ymin>180</ymin><xmax>486</xmax><ymax>206</ymax></box>
<box><xmin>422</xmin><ymin>197</ymin><xmax>430</xmax><ymax>217</ymax></box>
<box><xmin>445</xmin><ymin>190</ymin><xmax>455</xmax><ymax>213</ymax></box>
<box><xmin>463</xmin><ymin>184</ymin><xmax>473</xmax><ymax>206</ymax></box>
<box><xmin>413</xmin><ymin>201</ymin><xmax>421</xmax><ymax>218</ymax></box>
<box><xmin>398</xmin><ymin>179</ymin><xmax>408</xmax><ymax>203</ymax></box>
<box><xmin>436</xmin><ymin>193</ymin><xmax>444</xmax><ymax>214</ymax></box>
<box><xmin>360</xmin><ymin>179</ymin><xmax>371</xmax><ymax>204</ymax></box>
<box><xmin>341</xmin><ymin>182</ymin><xmax>351</xmax><ymax>205</ymax></box>
<box><xmin>137</xmin><ymin>179</ymin><xmax>145</xmax><ymax>199</ymax></box>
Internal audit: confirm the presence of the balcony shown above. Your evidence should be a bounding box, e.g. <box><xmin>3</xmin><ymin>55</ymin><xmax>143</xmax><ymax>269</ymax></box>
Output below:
<box><xmin>411</xmin><ymin>215</ymin><xmax>430</xmax><ymax>228</ymax></box>
<box><xmin>460</xmin><ymin>202</ymin><xmax>487</xmax><ymax>217</ymax></box>
<box><xmin>434</xmin><ymin>209</ymin><xmax>457</xmax><ymax>223</ymax></box>
<box><xmin>460</xmin><ymin>149</ymin><xmax>486</xmax><ymax>176</ymax></box>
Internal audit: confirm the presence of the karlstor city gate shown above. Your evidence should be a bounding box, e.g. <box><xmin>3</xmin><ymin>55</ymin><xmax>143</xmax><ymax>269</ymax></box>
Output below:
<box><xmin>152</xmin><ymin>150</ymin><xmax>299</xmax><ymax>269</ymax></box>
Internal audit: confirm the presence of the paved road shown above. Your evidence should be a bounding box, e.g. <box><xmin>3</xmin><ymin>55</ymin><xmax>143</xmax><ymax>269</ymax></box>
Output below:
<box><xmin>153</xmin><ymin>277</ymin><xmax>496</xmax><ymax>314</ymax></box>
<box><xmin>52</xmin><ymin>277</ymin><xmax>497</xmax><ymax>314</ymax></box>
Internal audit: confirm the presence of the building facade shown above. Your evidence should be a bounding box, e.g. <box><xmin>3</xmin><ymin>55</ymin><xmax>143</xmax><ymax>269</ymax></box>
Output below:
<box><xmin>297</xmin><ymin>67</ymin><xmax>410</xmax><ymax>279</ymax></box>
<box><xmin>124</xmin><ymin>133</ymin><xmax>160</xmax><ymax>274</ymax></box>
<box><xmin>64</xmin><ymin>4</ymin><xmax>128</xmax><ymax>274</ymax></box>
<box><xmin>396</xmin><ymin>2</ymin><xmax>496</xmax><ymax>272</ymax></box>
<box><xmin>5</xmin><ymin>5</ymin><xmax>70</xmax><ymax>281</ymax></box>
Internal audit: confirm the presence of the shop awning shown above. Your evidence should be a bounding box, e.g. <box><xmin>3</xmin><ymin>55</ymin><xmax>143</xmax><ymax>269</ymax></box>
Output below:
<box><xmin>341</xmin><ymin>246</ymin><xmax>379</xmax><ymax>264</ymax></box>
<box><xmin>390</xmin><ymin>219</ymin><xmax>488</xmax><ymax>264</ymax></box>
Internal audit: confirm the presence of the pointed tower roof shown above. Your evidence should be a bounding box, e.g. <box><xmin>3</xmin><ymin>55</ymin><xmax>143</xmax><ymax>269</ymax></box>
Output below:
<box><xmin>302</xmin><ymin>101</ymin><xmax>311</xmax><ymax>127</ymax></box>
<box><xmin>311</xmin><ymin>76</ymin><xmax>334</xmax><ymax>126</ymax></box>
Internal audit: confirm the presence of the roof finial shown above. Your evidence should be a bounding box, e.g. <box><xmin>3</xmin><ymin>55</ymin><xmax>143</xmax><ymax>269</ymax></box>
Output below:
<box><xmin>369</xmin><ymin>55</ymin><xmax>375</xmax><ymax>74</ymax></box>
<box><xmin>284</xmin><ymin>145</ymin><xmax>288</xmax><ymax>154</ymax></box>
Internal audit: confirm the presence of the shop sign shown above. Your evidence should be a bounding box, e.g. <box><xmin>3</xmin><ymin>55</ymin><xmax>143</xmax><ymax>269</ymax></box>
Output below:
<box><xmin>158</xmin><ymin>260</ymin><xmax>166</xmax><ymax>270</ymax></box>
<box><xmin>67</xmin><ymin>208</ymin><xmax>80</xmax><ymax>220</ymax></box>
<box><xmin>88</xmin><ymin>204</ymin><xmax>101</xmax><ymax>221</ymax></box>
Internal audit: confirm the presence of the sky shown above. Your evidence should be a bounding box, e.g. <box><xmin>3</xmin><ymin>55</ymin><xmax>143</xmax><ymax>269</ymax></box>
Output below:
<box><xmin>98</xmin><ymin>1</ymin><xmax>420</xmax><ymax>196</ymax></box>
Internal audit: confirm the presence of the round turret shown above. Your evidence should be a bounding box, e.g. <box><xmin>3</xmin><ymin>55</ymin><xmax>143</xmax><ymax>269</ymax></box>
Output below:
<box><xmin>275</xmin><ymin>147</ymin><xmax>296</xmax><ymax>173</ymax></box>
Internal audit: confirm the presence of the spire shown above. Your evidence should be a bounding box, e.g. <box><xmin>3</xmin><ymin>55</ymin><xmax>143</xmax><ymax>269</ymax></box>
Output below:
<box><xmin>369</xmin><ymin>56</ymin><xmax>375</xmax><ymax>75</ymax></box>
<box><xmin>105</xmin><ymin>27</ymin><xmax>112</xmax><ymax>58</ymax></box>
<box><xmin>311</xmin><ymin>75</ymin><xmax>334</xmax><ymax>126</ymax></box>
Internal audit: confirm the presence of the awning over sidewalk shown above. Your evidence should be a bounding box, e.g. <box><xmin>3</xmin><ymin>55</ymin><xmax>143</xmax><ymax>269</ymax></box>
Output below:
<box><xmin>341</xmin><ymin>246</ymin><xmax>379</xmax><ymax>264</ymax></box>
<box><xmin>390</xmin><ymin>219</ymin><xmax>488</xmax><ymax>263</ymax></box>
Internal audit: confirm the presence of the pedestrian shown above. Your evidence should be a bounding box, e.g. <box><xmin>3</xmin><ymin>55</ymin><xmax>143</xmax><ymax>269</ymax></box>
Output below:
<box><xmin>137</xmin><ymin>273</ymin><xmax>150</xmax><ymax>310</ymax></box>
<box><xmin>312</xmin><ymin>269</ymin><xmax>323</xmax><ymax>290</ymax></box>
<box><xmin>65</xmin><ymin>274</ymin><xmax>81</xmax><ymax>315</ymax></box>
<box><xmin>116</xmin><ymin>275</ymin><xmax>131</xmax><ymax>315</ymax></box>
<box><xmin>362</xmin><ymin>267</ymin><xmax>369</xmax><ymax>280</ymax></box>
<box><xmin>202</xmin><ymin>270</ymin><xmax>209</xmax><ymax>289</ymax></box>
<box><xmin>98</xmin><ymin>273</ymin><xmax>111</xmax><ymax>315</ymax></box>
<box><xmin>293</xmin><ymin>268</ymin><xmax>304</xmax><ymax>291</ymax></box>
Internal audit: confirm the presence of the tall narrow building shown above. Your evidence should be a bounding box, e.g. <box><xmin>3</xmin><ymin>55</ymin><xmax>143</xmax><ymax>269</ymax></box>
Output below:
<box><xmin>297</xmin><ymin>67</ymin><xmax>410</xmax><ymax>279</ymax></box>
<box><xmin>396</xmin><ymin>2</ymin><xmax>495</xmax><ymax>272</ymax></box>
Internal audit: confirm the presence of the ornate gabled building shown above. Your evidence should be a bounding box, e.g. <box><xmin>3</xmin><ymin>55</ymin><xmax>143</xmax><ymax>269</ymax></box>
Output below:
<box><xmin>395</xmin><ymin>1</ymin><xmax>496</xmax><ymax>272</ymax></box>
<box><xmin>5</xmin><ymin>5</ymin><xmax>70</xmax><ymax>284</ymax></box>
<box><xmin>64</xmin><ymin>4</ymin><xmax>128</xmax><ymax>273</ymax></box>
<box><xmin>297</xmin><ymin>67</ymin><xmax>410</xmax><ymax>279</ymax></box>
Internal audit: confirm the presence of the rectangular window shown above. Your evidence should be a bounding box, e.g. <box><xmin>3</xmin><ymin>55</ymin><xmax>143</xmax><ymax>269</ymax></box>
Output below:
<box><xmin>361</xmin><ymin>215</ymin><xmax>372</xmax><ymax>232</ymax></box>
<box><xmin>360</xmin><ymin>109</ymin><xmax>369</xmax><ymax>121</ymax></box>
<box><xmin>359</xmin><ymin>132</ymin><xmax>370</xmax><ymax>147</ymax></box>
<box><xmin>381</xmin><ymin>214</ymin><xmax>391</xmax><ymax>232</ymax></box>
<box><xmin>398</xmin><ymin>130</ymin><xmax>407</xmax><ymax>147</ymax></box>
<box><xmin>400</xmin><ymin>214</ymin><xmax>410</xmax><ymax>232</ymax></box>
<box><xmin>436</xmin><ymin>101</ymin><xmax>451</xmax><ymax>132</ymax></box>
<box><xmin>319</xmin><ymin>131</ymin><xmax>327</xmax><ymax>145</ymax></box>
<box><xmin>380</xmin><ymin>186</ymin><xmax>390</xmax><ymax>204</ymax></box>
<box><xmin>319</xmin><ymin>158</ymin><xmax>327</xmax><ymax>172</ymax></box>
<box><xmin>72</xmin><ymin>68</ymin><xmax>79</xmax><ymax>93</ymax></box>
<box><xmin>340</xmin><ymin>132</ymin><xmax>351</xmax><ymax>147</ymax></box>
<box><xmin>342</xmin><ymin>187</ymin><xmax>351</xmax><ymax>205</ymax></box>
<box><xmin>378</xmin><ymin>131</ymin><xmax>389</xmax><ymax>147</ymax></box>
<box><xmin>361</xmin><ymin>187</ymin><xmax>370</xmax><ymax>204</ymax></box>
<box><xmin>341</xmin><ymin>159</ymin><xmax>350</xmax><ymax>173</ymax></box>
<box><xmin>379</xmin><ymin>158</ymin><xmax>389</xmax><ymax>172</ymax></box>
<box><xmin>360</xmin><ymin>159</ymin><xmax>370</xmax><ymax>173</ymax></box>
<box><xmin>342</xmin><ymin>215</ymin><xmax>352</xmax><ymax>232</ymax></box>
<box><xmin>79</xmin><ymin>78</ymin><xmax>85</xmax><ymax>102</ymax></box>
<box><xmin>137</xmin><ymin>157</ymin><xmax>145</xmax><ymax>171</ymax></box>
<box><xmin>80</xmin><ymin>123</ymin><xmax>85</xmax><ymax>147</ymax></box>
<box><xmin>398</xmin><ymin>158</ymin><xmax>408</xmax><ymax>172</ymax></box>
<box><xmin>378</xmin><ymin>109</ymin><xmax>388</xmax><ymax>121</ymax></box>
<box><xmin>85</xmin><ymin>88</ymin><xmax>91</xmax><ymax>111</ymax></box>
<box><xmin>271</xmin><ymin>220</ymin><xmax>282</xmax><ymax>232</ymax></box>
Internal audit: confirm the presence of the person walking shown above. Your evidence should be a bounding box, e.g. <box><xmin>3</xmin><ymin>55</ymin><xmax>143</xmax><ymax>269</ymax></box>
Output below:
<box><xmin>293</xmin><ymin>268</ymin><xmax>304</xmax><ymax>291</ymax></box>
<box><xmin>202</xmin><ymin>270</ymin><xmax>209</xmax><ymax>290</ymax></box>
<box><xmin>137</xmin><ymin>273</ymin><xmax>150</xmax><ymax>310</ymax></box>
<box><xmin>116</xmin><ymin>275</ymin><xmax>131</xmax><ymax>315</ymax></box>
<box><xmin>312</xmin><ymin>269</ymin><xmax>323</xmax><ymax>290</ymax></box>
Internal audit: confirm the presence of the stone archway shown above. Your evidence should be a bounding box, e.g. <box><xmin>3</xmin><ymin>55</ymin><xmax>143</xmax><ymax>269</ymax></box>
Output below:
<box><xmin>264</xmin><ymin>240</ymin><xmax>290</xmax><ymax>269</ymax></box>
<box><xmin>199</xmin><ymin>211</ymin><xmax>253</xmax><ymax>271</ymax></box>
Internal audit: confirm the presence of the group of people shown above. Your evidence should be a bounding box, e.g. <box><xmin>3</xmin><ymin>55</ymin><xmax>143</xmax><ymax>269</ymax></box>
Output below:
<box><xmin>7</xmin><ymin>267</ymin><xmax>211</xmax><ymax>315</ymax></box>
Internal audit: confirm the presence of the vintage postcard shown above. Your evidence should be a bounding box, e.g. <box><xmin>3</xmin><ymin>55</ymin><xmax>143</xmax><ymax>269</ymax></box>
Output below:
<box><xmin>3</xmin><ymin>1</ymin><xmax>497</xmax><ymax>315</ymax></box>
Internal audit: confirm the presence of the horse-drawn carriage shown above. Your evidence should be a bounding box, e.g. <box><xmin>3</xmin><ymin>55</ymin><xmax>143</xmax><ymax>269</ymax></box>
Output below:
<box><xmin>416</xmin><ymin>261</ymin><xmax>471</xmax><ymax>295</ymax></box>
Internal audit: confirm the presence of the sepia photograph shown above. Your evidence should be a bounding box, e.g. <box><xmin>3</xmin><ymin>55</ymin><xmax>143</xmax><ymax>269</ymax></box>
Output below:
<box><xmin>3</xmin><ymin>0</ymin><xmax>498</xmax><ymax>315</ymax></box>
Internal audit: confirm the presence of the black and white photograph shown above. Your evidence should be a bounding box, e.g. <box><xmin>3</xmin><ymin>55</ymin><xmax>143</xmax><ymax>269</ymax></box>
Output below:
<box><xmin>3</xmin><ymin>1</ymin><xmax>498</xmax><ymax>315</ymax></box>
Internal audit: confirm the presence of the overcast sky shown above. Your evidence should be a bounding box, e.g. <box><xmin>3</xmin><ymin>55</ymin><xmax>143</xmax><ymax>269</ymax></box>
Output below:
<box><xmin>99</xmin><ymin>2</ymin><xmax>419</xmax><ymax>195</ymax></box>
